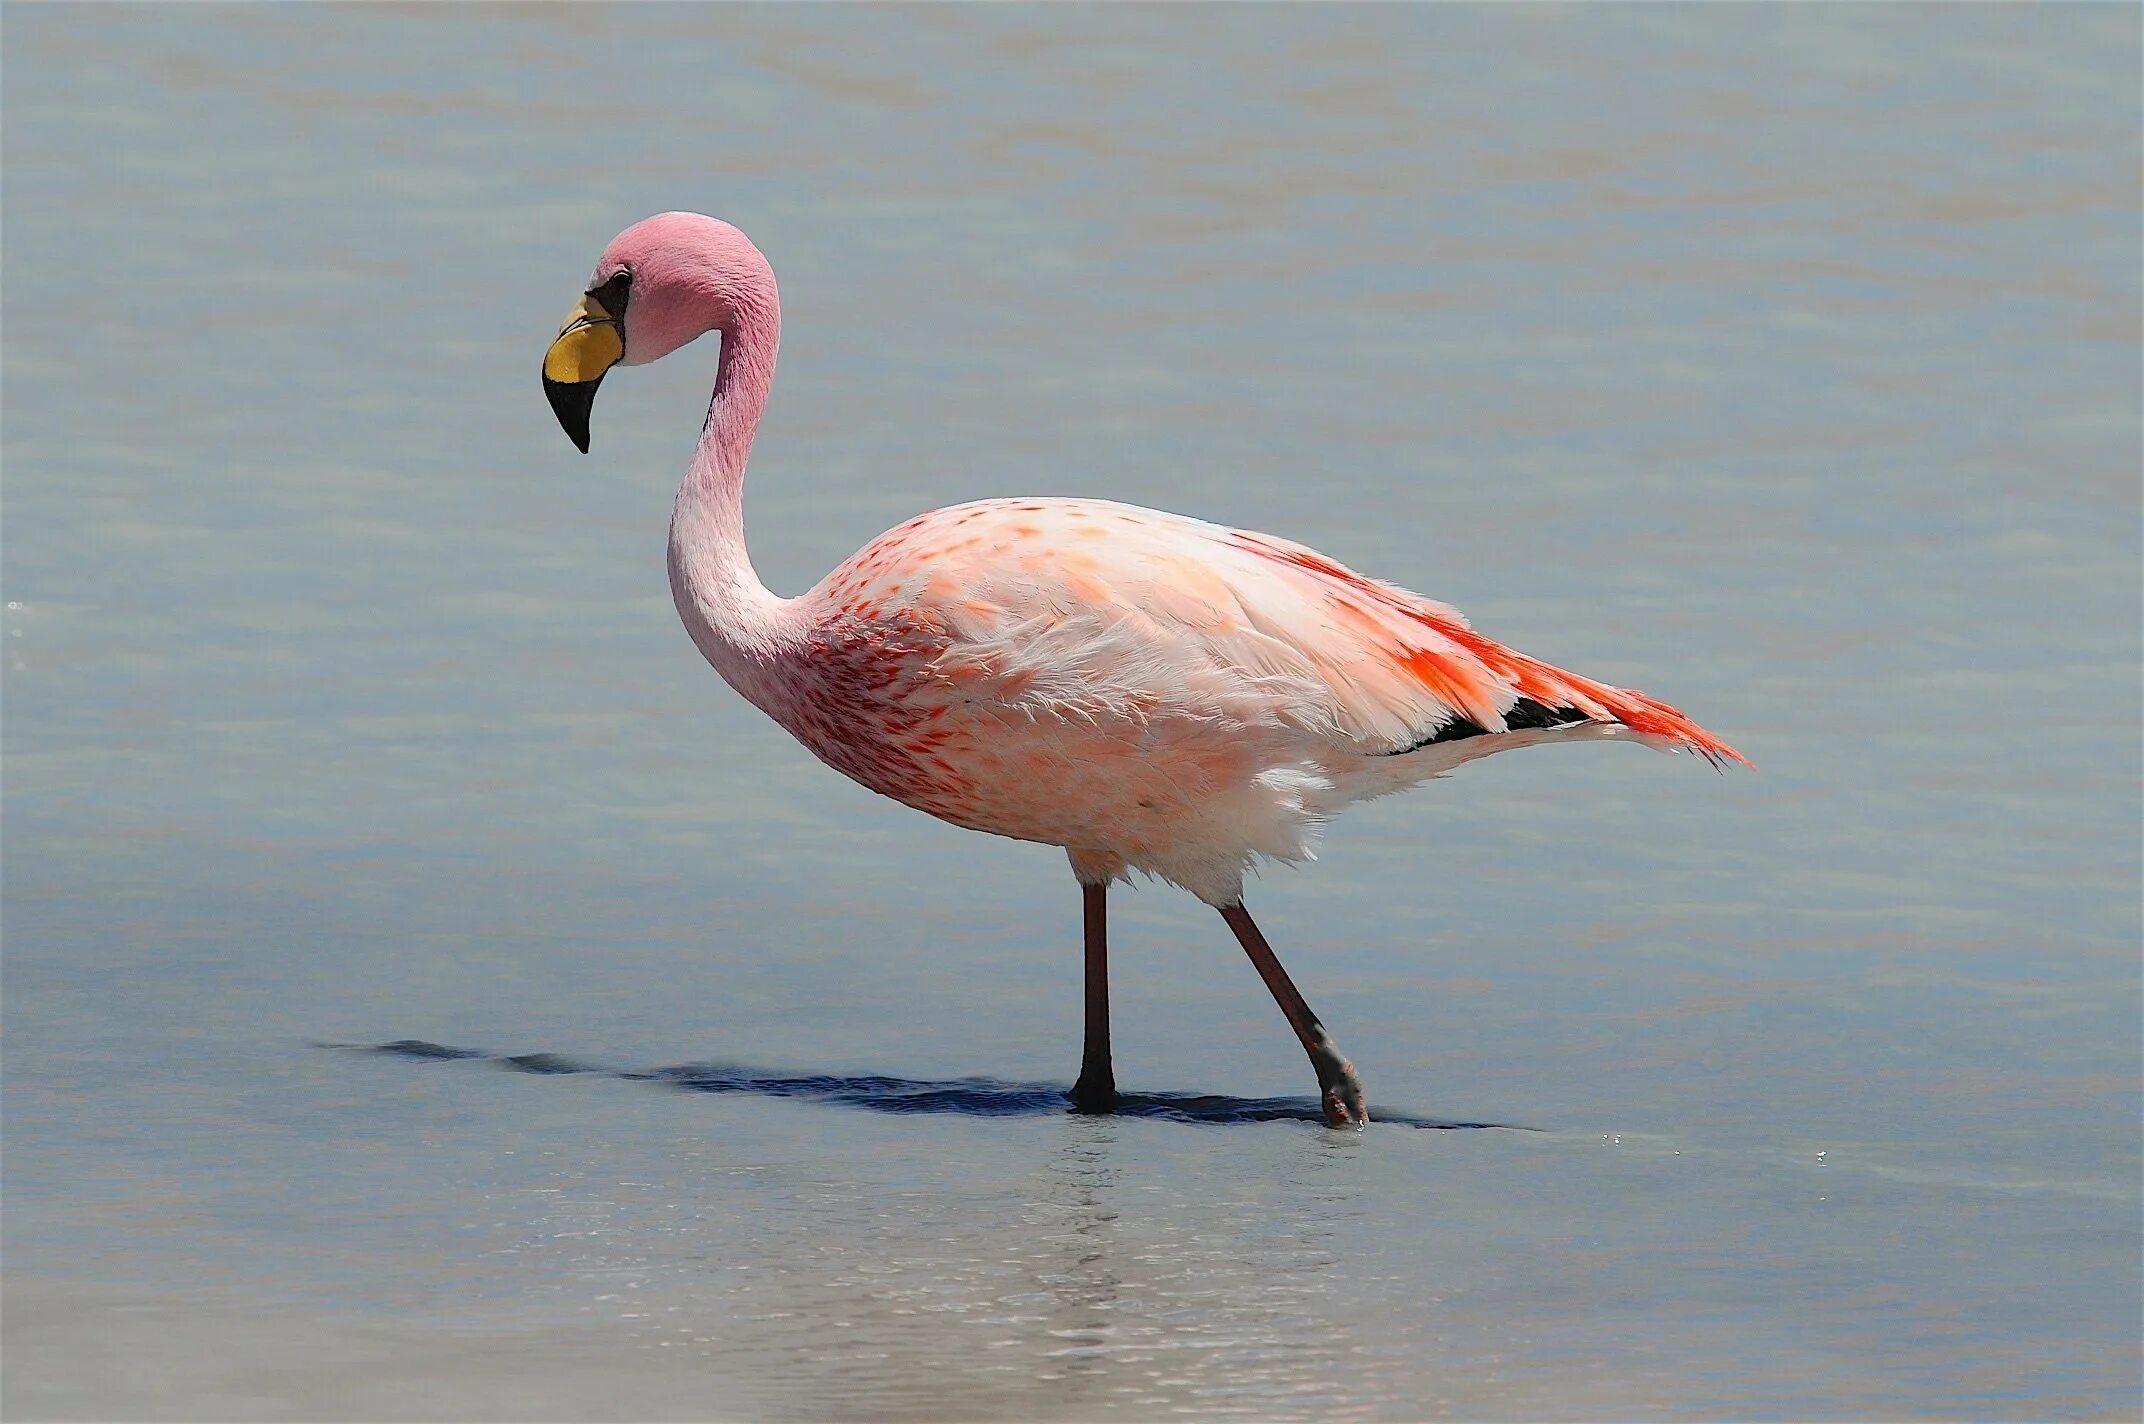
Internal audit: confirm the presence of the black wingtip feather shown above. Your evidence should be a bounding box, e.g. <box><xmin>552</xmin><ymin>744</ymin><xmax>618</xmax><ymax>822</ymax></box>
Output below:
<box><xmin>1378</xmin><ymin>696</ymin><xmax>1593</xmax><ymax>757</ymax></box>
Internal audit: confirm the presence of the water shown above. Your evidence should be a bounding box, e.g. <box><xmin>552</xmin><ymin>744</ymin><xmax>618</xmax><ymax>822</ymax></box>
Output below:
<box><xmin>4</xmin><ymin>5</ymin><xmax>2137</xmax><ymax>1419</ymax></box>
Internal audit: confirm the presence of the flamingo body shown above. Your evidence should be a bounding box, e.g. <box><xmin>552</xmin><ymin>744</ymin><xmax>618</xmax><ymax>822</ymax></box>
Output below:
<box><xmin>719</xmin><ymin>496</ymin><xmax>1739</xmax><ymax>906</ymax></box>
<box><xmin>546</xmin><ymin>211</ymin><xmax>1745</xmax><ymax>1125</ymax></box>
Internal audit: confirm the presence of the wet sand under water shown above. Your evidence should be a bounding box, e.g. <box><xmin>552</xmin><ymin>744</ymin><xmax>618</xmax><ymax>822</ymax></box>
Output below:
<box><xmin>6</xmin><ymin>1279</ymin><xmax>777</xmax><ymax>1424</ymax></box>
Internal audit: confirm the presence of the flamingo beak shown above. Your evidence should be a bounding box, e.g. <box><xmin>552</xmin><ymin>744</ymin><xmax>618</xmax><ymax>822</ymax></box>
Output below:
<box><xmin>543</xmin><ymin>288</ymin><xmax>625</xmax><ymax>453</ymax></box>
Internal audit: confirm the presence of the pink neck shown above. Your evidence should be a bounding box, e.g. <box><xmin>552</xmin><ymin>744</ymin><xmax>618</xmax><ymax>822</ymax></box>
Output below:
<box><xmin>698</xmin><ymin>285</ymin><xmax>779</xmax><ymax>485</ymax></box>
<box><xmin>668</xmin><ymin>289</ymin><xmax>794</xmax><ymax>693</ymax></box>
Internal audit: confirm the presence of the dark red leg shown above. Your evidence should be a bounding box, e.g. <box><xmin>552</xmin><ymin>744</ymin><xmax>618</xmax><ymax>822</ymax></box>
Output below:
<box><xmin>1070</xmin><ymin>882</ymin><xmax>1117</xmax><ymax>1114</ymax></box>
<box><xmin>1219</xmin><ymin>902</ymin><xmax>1368</xmax><ymax>1127</ymax></box>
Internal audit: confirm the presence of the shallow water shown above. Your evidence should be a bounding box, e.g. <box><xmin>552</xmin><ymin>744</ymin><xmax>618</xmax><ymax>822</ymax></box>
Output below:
<box><xmin>4</xmin><ymin>5</ymin><xmax>2138</xmax><ymax>1420</ymax></box>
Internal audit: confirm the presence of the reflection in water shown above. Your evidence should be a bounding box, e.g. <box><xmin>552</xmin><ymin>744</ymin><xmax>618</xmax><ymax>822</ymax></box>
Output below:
<box><xmin>1009</xmin><ymin>1130</ymin><xmax>1365</xmax><ymax>1419</ymax></box>
<box><xmin>329</xmin><ymin>1039</ymin><xmax>1531</xmax><ymax>1129</ymax></box>
<box><xmin>1028</xmin><ymin>1133</ymin><xmax>1122</xmax><ymax>1408</ymax></box>
<box><xmin>482</xmin><ymin>1086</ymin><xmax>1392</xmax><ymax>1421</ymax></box>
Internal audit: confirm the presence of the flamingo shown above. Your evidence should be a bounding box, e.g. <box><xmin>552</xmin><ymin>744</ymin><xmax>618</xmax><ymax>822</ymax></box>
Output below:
<box><xmin>542</xmin><ymin>212</ymin><xmax>1746</xmax><ymax>1129</ymax></box>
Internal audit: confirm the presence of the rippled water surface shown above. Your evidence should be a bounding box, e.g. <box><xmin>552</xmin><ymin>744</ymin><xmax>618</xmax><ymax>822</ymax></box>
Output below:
<box><xmin>5</xmin><ymin>6</ymin><xmax>2138</xmax><ymax>1420</ymax></box>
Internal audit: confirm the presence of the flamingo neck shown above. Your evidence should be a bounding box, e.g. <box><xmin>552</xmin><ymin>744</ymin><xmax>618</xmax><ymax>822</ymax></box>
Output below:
<box><xmin>667</xmin><ymin>291</ymin><xmax>795</xmax><ymax>698</ymax></box>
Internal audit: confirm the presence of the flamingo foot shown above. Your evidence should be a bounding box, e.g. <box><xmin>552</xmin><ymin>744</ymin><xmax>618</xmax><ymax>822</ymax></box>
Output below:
<box><xmin>1313</xmin><ymin>1047</ymin><xmax>1369</xmax><ymax>1129</ymax></box>
<box><xmin>1069</xmin><ymin>1072</ymin><xmax>1118</xmax><ymax>1116</ymax></box>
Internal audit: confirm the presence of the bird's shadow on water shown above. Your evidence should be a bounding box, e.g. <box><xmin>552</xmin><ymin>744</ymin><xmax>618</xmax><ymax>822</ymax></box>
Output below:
<box><xmin>322</xmin><ymin>1040</ymin><xmax>1533</xmax><ymax>1130</ymax></box>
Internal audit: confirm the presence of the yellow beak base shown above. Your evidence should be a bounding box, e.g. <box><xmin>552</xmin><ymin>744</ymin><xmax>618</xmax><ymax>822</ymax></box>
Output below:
<box><xmin>543</xmin><ymin>293</ymin><xmax>625</xmax><ymax>385</ymax></box>
<box><xmin>543</xmin><ymin>291</ymin><xmax>625</xmax><ymax>453</ymax></box>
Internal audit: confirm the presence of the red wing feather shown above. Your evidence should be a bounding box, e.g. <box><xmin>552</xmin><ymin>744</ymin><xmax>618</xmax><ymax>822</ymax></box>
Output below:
<box><xmin>1226</xmin><ymin>531</ymin><xmax>1750</xmax><ymax>769</ymax></box>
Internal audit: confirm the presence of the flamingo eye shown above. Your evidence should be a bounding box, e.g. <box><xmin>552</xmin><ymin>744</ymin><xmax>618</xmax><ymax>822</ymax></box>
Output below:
<box><xmin>588</xmin><ymin>268</ymin><xmax>632</xmax><ymax>318</ymax></box>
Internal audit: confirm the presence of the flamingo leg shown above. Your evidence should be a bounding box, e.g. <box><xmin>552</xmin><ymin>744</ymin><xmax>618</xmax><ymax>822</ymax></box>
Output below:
<box><xmin>1219</xmin><ymin>903</ymin><xmax>1369</xmax><ymax>1128</ymax></box>
<box><xmin>1070</xmin><ymin>882</ymin><xmax>1118</xmax><ymax>1114</ymax></box>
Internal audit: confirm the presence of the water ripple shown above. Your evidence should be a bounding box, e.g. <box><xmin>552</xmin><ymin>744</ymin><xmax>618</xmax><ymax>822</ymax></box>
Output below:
<box><xmin>322</xmin><ymin>1039</ymin><xmax>1531</xmax><ymax>1130</ymax></box>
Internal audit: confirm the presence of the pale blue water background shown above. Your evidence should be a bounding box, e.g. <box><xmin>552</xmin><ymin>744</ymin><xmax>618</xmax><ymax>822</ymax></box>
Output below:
<box><xmin>4</xmin><ymin>5</ymin><xmax>2138</xmax><ymax>1419</ymax></box>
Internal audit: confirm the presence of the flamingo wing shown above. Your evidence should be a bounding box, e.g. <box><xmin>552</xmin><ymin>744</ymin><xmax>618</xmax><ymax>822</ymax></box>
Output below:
<box><xmin>822</xmin><ymin>499</ymin><xmax>1745</xmax><ymax>769</ymax></box>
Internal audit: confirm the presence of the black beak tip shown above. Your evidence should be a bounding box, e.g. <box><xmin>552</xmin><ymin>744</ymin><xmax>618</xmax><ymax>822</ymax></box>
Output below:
<box><xmin>543</xmin><ymin>373</ymin><xmax>598</xmax><ymax>454</ymax></box>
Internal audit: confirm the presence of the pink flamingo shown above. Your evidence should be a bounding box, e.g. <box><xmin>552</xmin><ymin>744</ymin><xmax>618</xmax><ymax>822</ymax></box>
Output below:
<box><xmin>543</xmin><ymin>213</ymin><xmax>1746</xmax><ymax>1128</ymax></box>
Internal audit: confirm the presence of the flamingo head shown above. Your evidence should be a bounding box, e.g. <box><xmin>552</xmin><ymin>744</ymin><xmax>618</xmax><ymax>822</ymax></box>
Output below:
<box><xmin>543</xmin><ymin>212</ymin><xmax>778</xmax><ymax>453</ymax></box>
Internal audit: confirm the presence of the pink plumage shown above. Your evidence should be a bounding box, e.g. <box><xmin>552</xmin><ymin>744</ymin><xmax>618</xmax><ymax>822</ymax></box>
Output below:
<box><xmin>544</xmin><ymin>212</ymin><xmax>1745</xmax><ymax>1127</ymax></box>
<box><xmin>773</xmin><ymin>497</ymin><xmax>1743</xmax><ymax>907</ymax></box>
